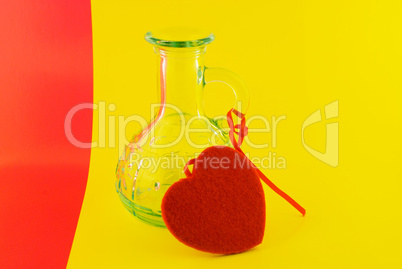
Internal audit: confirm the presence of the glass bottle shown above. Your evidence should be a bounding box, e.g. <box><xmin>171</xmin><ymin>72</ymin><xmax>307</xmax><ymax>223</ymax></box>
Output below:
<box><xmin>115</xmin><ymin>28</ymin><xmax>249</xmax><ymax>227</ymax></box>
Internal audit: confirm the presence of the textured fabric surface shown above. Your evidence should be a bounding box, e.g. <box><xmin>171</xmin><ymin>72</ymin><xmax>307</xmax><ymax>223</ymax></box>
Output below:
<box><xmin>162</xmin><ymin>146</ymin><xmax>266</xmax><ymax>254</ymax></box>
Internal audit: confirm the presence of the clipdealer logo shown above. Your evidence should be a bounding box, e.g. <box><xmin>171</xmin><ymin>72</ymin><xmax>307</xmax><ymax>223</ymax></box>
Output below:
<box><xmin>302</xmin><ymin>100</ymin><xmax>339</xmax><ymax>167</ymax></box>
<box><xmin>64</xmin><ymin>100</ymin><xmax>339</xmax><ymax>169</ymax></box>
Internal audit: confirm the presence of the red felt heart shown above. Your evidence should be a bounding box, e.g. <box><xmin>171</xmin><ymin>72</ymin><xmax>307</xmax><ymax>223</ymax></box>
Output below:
<box><xmin>161</xmin><ymin>146</ymin><xmax>266</xmax><ymax>254</ymax></box>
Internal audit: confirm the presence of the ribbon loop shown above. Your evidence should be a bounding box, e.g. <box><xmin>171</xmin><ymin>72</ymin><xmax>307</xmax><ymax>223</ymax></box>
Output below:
<box><xmin>227</xmin><ymin>109</ymin><xmax>248</xmax><ymax>149</ymax></box>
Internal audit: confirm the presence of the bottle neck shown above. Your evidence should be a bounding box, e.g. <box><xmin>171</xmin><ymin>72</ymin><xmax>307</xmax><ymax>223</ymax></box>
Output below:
<box><xmin>155</xmin><ymin>47</ymin><xmax>205</xmax><ymax>116</ymax></box>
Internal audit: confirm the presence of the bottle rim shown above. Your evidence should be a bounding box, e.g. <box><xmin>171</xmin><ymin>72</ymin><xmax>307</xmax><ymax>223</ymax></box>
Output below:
<box><xmin>145</xmin><ymin>28</ymin><xmax>215</xmax><ymax>48</ymax></box>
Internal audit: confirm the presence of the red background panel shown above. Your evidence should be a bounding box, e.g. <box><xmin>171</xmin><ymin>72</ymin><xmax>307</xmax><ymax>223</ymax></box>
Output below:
<box><xmin>0</xmin><ymin>1</ymin><xmax>93</xmax><ymax>268</ymax></box>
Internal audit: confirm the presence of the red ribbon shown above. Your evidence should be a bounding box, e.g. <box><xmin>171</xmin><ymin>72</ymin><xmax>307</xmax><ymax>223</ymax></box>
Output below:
<box><xmin>184</xmin><ymin>109</ymin><xmax>306</xmax><ymax>216</ymax></box>
<box><xmin>227</xmin><ymin>109</ymin><xmax>306</xmax><ymax>216</ymax></box>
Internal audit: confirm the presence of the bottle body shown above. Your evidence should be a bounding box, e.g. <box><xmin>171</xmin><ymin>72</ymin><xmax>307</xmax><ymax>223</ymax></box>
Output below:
<box><xmin>115</xmin><ymin>112</ymin><xmax>229</xmax><ymax>227</ymax></box>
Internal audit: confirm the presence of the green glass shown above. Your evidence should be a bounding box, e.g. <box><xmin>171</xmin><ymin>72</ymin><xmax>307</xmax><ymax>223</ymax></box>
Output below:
<box><xmin>115</xmin><ymin>28</ymin><xmax>249</xmax><ymax>227</ymax></box>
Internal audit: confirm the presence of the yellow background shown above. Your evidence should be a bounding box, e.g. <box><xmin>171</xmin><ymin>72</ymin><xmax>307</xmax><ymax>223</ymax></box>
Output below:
<box><xmin>68</xmin><ymin>1</ymin><xmax>402</xmax><ymax>268</ymax></box>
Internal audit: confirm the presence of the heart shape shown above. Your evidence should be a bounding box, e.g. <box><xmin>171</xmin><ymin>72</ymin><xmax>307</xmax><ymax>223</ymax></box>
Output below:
<box><xmin>162</xmin><ymin>146</ymin><xmax>266</xmax><ymax>254</ymax></box>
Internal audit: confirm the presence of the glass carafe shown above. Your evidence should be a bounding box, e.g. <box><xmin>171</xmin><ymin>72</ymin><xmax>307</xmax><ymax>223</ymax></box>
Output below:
<box><xmin>115</xmin><ymin>28</ymin><xmax>249</xmax><ymax>227</ymax></box>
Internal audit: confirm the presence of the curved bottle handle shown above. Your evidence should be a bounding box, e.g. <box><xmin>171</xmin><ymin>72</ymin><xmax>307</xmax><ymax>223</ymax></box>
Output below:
<box><xmin>202</xmin><ymin>67</ymin><xmax>250</xmax><ymax>116</ymax></box>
